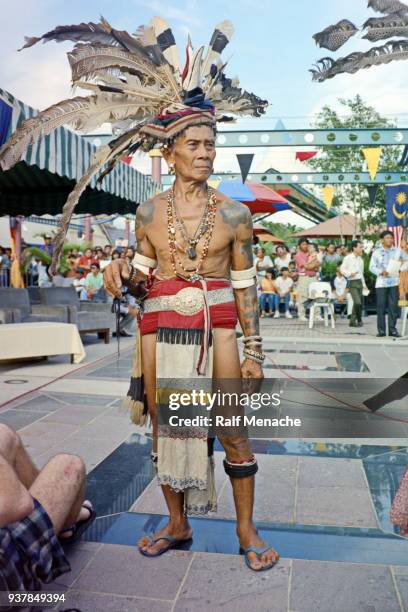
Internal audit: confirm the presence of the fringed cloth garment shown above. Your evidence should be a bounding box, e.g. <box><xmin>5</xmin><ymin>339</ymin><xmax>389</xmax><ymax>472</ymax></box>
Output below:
<box><xmin>391</xmin><ymin>467</ymin><xmax>408</xmax><ymax>536</ymax></box>
<box><xmin>124</xmin><ymin>276</ymin><xmax>237</xmax><ymax>515</ymax></box>
<box><xmin>399</xmin><ymin>269</ymin><xmax>408</xmax><ymax>308</ymax></box>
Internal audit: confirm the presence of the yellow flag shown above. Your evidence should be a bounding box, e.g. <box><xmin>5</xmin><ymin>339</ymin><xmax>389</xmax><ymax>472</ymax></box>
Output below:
<box><xmin>362</xmin><ymin>147</ymin><xmax>382</xmax><ymax>180</ymax></box>
<box><xmin>322</xmin><ymin>186</ymin><xmax>334</xmax><ymax>209</ymax></box>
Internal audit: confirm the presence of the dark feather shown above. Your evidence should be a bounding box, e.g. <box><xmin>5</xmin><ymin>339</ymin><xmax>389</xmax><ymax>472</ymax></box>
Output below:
<box><xmin>310</xmin><ymin>39</ymin><xmax>408</xmax><ymax>81</ymax></box>
<box><xmin>313</xmin><ymin>19</ymin><xmax>358</xmax><ymax>51</ymax></box>
<box><xmin>368</xmin><ymin>0</ymin><xmax>408</xmax><ymax>14</ymax></box>
<box><xmin>363</xmin><ymin>12</ymin><xmax>408</xmax><ymax>41</ymax></box>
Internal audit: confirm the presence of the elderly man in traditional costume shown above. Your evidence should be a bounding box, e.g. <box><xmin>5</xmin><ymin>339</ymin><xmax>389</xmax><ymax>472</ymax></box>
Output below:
<box><xmin>0</xmin><ymin>16</ymin><xmax>278</xmax><ymax>571</ymax></box>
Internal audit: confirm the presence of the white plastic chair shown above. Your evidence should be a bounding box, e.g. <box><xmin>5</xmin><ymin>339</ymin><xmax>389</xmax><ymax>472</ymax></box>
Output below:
<box><xmin>401</xmin><ymin>306</ymin><xmax>408</xmax><ymax>338</ymax></box>
<box><xmin>308</xmin><ymin>281</ymin><xmax>335</xmax><ymax>329</ymax></box>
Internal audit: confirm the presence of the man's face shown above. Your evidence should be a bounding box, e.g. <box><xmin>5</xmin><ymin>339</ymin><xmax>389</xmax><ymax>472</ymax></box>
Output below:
<box><xmin>354</xmin><ymin>243</ymin><xmax>363</xmax><ymax>256</ymax></box>
<box><xmin>282</xmin><ymin>270</ymin><xmax>288</xmax><ymax>277</ymax></box>
<box><xmin>382</xmin><ymin>234</ymin><xmax>394</xmax><ymax>248</ymax></box>
<box><xmin>91</xmin><ymin>266</ymin><xmax>98</xmax><ymax>275</ymax></box>
<box><xmin>327</xmin><ymin>244</ymin><xmax>335</xmax><ymax>254</ymax></box>
<box><xmin>85</xmin><ymin>249</ymin><xmax>92</xmax><ymax>258</ymax></box>
<box><xmin>166</xmin><ymin>125</ymin><xmax>216</xmax><ymax>182</ymax></box>
<box><xmin>299</xmin><ymin>241</ymin><xmax>308</xmax><ymax>252</ymax></box>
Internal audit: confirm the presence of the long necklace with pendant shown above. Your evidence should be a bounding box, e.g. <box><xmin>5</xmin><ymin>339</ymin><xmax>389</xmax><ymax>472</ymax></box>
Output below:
<box><xmin>167</xmin><ymin>186</ymin><xmax>217</xmax><ymax>280</ymax></box>
<box><xmin>172</xmin><ymin>191</ymin><xmax>210</xmax><ymax>260</ymax></box>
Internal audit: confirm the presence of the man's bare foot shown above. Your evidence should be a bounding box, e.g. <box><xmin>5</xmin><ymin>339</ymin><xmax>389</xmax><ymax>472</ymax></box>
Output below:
<box><xmin>137</xmin><ymin>519</ymin><xmax>193</xmax><ymax>556</ymax></box>
<box><xmin>237</xmin><ymin>524</ymin><xmax>279</xmax><ymax>570</ymax></box>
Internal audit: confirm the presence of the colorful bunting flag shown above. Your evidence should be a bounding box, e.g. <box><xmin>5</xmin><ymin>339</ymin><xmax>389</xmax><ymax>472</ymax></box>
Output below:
<box><xmin>362</xmin><ymin>147</ymin><xmax>382</xmax><ymax>180</ymax></box>
<box><xmin>236</xmin><ymin>153</ymin><xmax>254</xmax><ymax>183</ymax></box>
<box><xmin>295</xmin><ymin>151</ymin><xmax>317</xmax><ymax>162</ymax></box>
<box><xmin>322</xmin><ymin>186</ymin><xmax>335</xmax><ymax>209</ymax></box>
<box><xmin>366</xmin><ymin>185</ymin><xmax>379</xmax><ymax>206</ymax></box>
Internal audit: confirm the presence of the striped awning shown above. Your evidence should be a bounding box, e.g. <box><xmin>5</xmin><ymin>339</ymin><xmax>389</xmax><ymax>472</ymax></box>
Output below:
<box><xmin>0</xmin><ymin>88</ymin><xmax>159</xmax><ymax>215</ymax></box>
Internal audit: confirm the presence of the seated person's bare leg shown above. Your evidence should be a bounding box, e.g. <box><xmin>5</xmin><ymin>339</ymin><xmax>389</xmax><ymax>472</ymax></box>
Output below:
<box><xmin>213</xmin><ymin>328</ymin><xmax>279</xmax><ymax>570</ymax></box>
<box><xmin>29</xmin><ymin>454</ymin><xmax>87</xmax><ymax>535</ymax></box>
<box><xmin>0</xmin><ymin>424</ymin><xmax>39</xmax><ymax>489</ymax></box>
<box><xmin>137</xmin><ymin>333</ymin><xmax>192</xmax><ymax>554</ymax></box>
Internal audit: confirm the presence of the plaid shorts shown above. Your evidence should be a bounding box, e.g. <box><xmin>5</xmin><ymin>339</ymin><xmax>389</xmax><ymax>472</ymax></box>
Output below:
<box><xmin>0</xmin><ymin>498</ymin><xmax>70</xmax><ymax>600</ymax></box>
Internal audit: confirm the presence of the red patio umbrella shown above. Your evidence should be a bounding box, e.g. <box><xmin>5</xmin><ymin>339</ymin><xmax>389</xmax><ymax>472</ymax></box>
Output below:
<box><xmin>245</xmin><ymin>182</ymin><xmax>291</xmax><ymax>215</ymax></box>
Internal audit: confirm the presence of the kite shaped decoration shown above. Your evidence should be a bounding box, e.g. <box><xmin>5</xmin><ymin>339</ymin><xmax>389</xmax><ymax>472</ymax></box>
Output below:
<box><xmin>311</xmin><ymin>0</ymin><xmax>408</xmax><ymax>80</ymax></box>
<box><xmin>313</xmin><ymin>19</ymin><xmax>358</xmax><ymax>52</ymax></box>
<box><xmin>0</xmin><ymin>16</ymin><xmax>268</xmax><ymax>272</ymax></box>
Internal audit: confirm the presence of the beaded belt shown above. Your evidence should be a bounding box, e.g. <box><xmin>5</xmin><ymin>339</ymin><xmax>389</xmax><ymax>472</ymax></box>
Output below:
<box><xmin>143</xmin><ymin>286</ymin><xmax>234</xmax><ymax>317</ymax></box>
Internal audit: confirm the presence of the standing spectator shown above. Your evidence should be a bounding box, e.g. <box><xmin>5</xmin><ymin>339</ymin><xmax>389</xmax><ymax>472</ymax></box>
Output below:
<box><xmin>259</xmin><ymin>269</ymin><xmax>277</xmax><ymax>318</ymax></box>
<box><xmin>369</xmin><ymin>230</ymin><xmax>401</xmax><ymax>337</ymax></box>
<box><xmin>295</xmin><ymin>238</ymin><xmax>321</xmax><ymax>321</ymax></box>
<box><xmin>335</xmin><ymin>245</ymin><xmax>343</xmax><ymax>260</ymax></box>
<box><xmin>274</xmin><ymin>245</ymin><xmax>291</xmax><ymax>271</ymax></box>
<box><xmin>103</xmin><ymin>244</ymin><xmax>112</xmax><ymax>260</ymax></box>
<box><xmin>40</xmin><ymin>234</ymin><xmax>54</xmax><ymax>256</ymax></box>
<box><xmin>255</xmin><ymin>248</ymin><xmax>273</xmax><ymax>282</ymax></box>
<box><xmin>323</xmin><ymin>243</ymin><xmax>341</xmax><ymax>265</ymax></box>
<box><xmin>82</xmin><ymin>263</ymin><xmax>105</xmax><ymax>301</ymax></box>
<box><xmin>275</xmin><ymin>267</ymin><xmax>293</xmax><ymax>319</ymax></box>
<box><xmin>341</xmin><ymin>240</ymin><xmax>368</xmax><ymax>327</ymax></box>
<box><xmin>340</xmin><ymin>245</ymin><xmax>349</xmax><ymax>258</ymax></box>
<box><xmin>317</xmin><ymin>245</ymin><xmax>326</xmax><ymax>263</ymax></box>
<box><xmin>77</xmin><ymin>248</ymin><xmax>97</xmax><ymax>274</ymax></box>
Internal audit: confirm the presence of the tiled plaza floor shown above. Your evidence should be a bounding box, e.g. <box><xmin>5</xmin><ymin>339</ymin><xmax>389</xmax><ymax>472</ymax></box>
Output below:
<box><xmin>0</xmin><ymin>328</ymin><xmax>408</xmax><ymax>611</ymax></box>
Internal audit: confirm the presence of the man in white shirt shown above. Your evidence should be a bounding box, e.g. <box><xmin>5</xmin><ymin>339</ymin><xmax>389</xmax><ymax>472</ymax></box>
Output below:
<box><xmin>255</xmin><ymin>248</ymin><xmax>273</xmax><ymax>282</ymax></box>
<box><xmin>369</xmin><ymin>230</ymin><xmax>401</xmax><ymax>337</ymax></box>
<box><xmin>274</xmin><ymin>267</ymin><xmax>293</xmax><ymax>319</ymax></box>
<box><xmin>340</xmin><ymin>240</ymin><xmax>367</xmax><ymax>327</ymax></box>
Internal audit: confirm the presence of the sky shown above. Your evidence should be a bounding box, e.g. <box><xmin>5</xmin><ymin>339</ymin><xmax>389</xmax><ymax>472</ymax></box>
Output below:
<box><xmin>1</xmin><ymin>0</ymin><xmax>407</xmax><ymax>226</ymax></box>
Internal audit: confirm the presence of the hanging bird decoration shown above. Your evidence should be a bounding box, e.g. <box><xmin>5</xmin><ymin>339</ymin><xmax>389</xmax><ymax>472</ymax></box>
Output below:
<box><xmin>367</xmin><ymin>0</ymin><xmax>408</xmax><ymax>14</ymax></box>
<box><xmin>311</xmin><ymin>0</ymin><xmax>408</xmax><ymax>81</ymax></box>
<box><xmin>0</xmin><ymin>16</ymin><xmax>268</xmax><ymax>272</ymax></box>
<box><xmin>313</xmin><ymin>20</ymin><xmax>358</xmax><ymax>52</ymax></box>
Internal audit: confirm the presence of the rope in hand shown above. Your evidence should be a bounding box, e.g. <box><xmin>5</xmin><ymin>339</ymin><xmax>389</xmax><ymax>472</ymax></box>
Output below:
<box><xmin>112</xmin><ymin>297</ymin><xmax>122</xmax><ymax>359</ymax></box>
<box><xmin>264</xmin><ymin>353</ymin><xmax>408</xmax><ymax>426</ymax></box>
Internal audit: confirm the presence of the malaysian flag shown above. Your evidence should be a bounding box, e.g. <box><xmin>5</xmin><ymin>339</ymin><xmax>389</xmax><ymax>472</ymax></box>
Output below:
<box><xmin>386</xmin><ymin>184</ymin><xmax>407</xmax><ymax>247</ymax></box>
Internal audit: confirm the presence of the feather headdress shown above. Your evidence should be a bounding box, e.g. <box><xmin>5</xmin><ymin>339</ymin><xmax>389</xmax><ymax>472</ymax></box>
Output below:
<box><xmin>311</xmin><ymin>0</ymin><xmax>408</xmax><ymax>80</ymax></box>
<box><xmin>0</xmin><ymin>16</ymin><xmax>268</xmax><ymax>272</ymax></box>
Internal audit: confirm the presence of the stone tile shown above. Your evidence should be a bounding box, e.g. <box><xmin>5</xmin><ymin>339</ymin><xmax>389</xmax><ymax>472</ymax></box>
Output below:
<box><xmin>34</xmin><ymin>436</ymin><xmax>119</xmax><ymax>471</ymax></box>
<box><xmin>11</xmin><ymin>394</ymin><xmax>66</xmax><ymax>411</ymax></box>
<box><xmin>54</xmin><ymin>545</ymin><xmax>101</xmax><ymax>587</ymax></box>
<box><xmin>19</xmin><ymin>420</ymin><xmax>78</xmax><ymax>440</ymax></box>
<box><xmin>298</xmin><ymin>457</ymin><xmax>368</xmax><ymax>488</ymax></box>
<box><xmin>75</xmin><ymin>416</ymin><xmax>135</xmax><ymax>440</ymax></box>
<box><xmin>73</xmin><ymin>543</ymin><xmax>191</xmax><ymax>598</ymax></box>
<box><xmin>290</xmin><ymin>560</ymin><xmax>400</xmax><ymax>612</ymax></box>
<box><xmin>40</xmin><ymin>404</ymin><xmax>110</xmax><ymax>425</ymax></box>
<box><xmin>45</xmin><ymin>392</ymin><xmax>117</xmax><ymax>406</ymax></box>
<box><xmin>0</xmin><ymin>409</ymin><xmax>47</xmax><ymax>430</ymax></box>
<box><xmin>392</xmin><ymin>565</ymin><xmax>408</xmax><ymax>611</ymax></box>
<box><xmin>61</xmin><ymin>592</ymin><xmax>172</xmax><ymax>611</ymax></box>
<box><xmin>296</xmin><ymin>485</ymin><xmax>378</xmax><ymax>527</ymax></box>
<box><xmin>45</xmin><ymin>379</ymin><xmax>128</xmax><ymax>397</ymax></box>
<box><xmin>174</xmin><ymin>552</ymin><xmax>290</xmax><ymax>612</ymax></box>
<box><xmin>216</xmin><ymin>455</ymin><xmax>297</xmax><ymax>523</ymax></box>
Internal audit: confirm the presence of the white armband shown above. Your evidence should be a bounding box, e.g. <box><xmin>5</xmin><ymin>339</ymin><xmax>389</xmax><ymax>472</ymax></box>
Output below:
<box><xmin>230</xmin><ymin>266</ymin><xmax>256</xmax><ymax>289</ymax></box>
<box><xmin>131</xmin><ymin>253</ymin><xmax>157</xmax><ymax>275</ymax></box>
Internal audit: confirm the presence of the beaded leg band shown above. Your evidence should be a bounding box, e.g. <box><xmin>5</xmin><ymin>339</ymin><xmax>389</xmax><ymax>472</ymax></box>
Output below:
<box><xmin>223</xmin><ymin>455</ymin><xmax>258</xmax><ymax>478</ymax></box>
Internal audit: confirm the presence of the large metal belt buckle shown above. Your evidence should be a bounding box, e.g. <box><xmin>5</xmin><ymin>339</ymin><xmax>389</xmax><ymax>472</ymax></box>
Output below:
<box><xmin>172</xmin><ymin>287</ymin><xmax>204</xmax><ymax>316</ymax></box>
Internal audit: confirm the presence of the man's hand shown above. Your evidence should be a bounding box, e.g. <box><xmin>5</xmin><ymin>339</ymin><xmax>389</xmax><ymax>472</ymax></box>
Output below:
<box><xmin>241</xmin><ymin>358</ymin><xmax>264</xmax><ymax>379</ymax></box>
<box><xmin>104</xmin><ymin>259</ymin><xmax>129</xmax><ymax>298</ymax></box>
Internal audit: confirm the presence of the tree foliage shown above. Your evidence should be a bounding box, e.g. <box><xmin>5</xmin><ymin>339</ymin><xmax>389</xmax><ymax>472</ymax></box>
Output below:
<box><xmin>308</xmin><ymin>95</ymin><xmax>402</xmax><ymax>230</ymax></box>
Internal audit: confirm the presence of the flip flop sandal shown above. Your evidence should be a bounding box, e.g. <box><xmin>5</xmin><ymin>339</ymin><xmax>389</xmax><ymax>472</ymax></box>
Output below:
<box><xmin>239</xmin><ymin>545</ymin><xmax>279</xmax><ymax>572</ymax></box>
<box><xmin>139</xmin><ymin>534</ymin><xmax>192</xmax><ymax>557</ymax></box>
<box><xmin>59</xmin><ymin>501</ymin><xmax>97</xmax><ymax>545</ymax></box>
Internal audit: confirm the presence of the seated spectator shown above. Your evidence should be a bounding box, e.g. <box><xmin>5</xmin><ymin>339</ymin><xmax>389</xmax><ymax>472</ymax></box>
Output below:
<box><xmin>0</xmin><ymin>424</ymin><xmax>95</xmax><ymax>598</ymax></box>
<box><xmin>111</xmin><ymin>249</ymin><xmax>121</xmax><ymax>261</ymax></box>
<box><xmin>94</xmin><ymin>246</ymin><xmax>104</xmax><ymax>261</ymax></box>
<box><xmin>77</xmin><ymin>248</ymin><xmax>97</xmax><ymax>274</ymax></box>
<box><xmin>66</xmin><ymin>255</ymin><xmax>79</xmax><ymax>278</ymax></box>
<box><xmin>125</xmin><ymin>247</ymin><xmax>135</xmax><ymax>263</ymax></box>
<box><xmin>275</xmin><ymin>267</ymin><xmax>293</xmax><ymax>319</ymax></box>
<box><xmin>103</xmin><ymin>244</ymin><xmax>112</xmax><ymax>260</ymax></box>
<box><xmin>81</xmin><ymin>263</ymin><xmax>105</xmax><ymax>301</ymax></box>
<box><xmin>259</xmin><ymin>269</ymin><xmax>278</xmax><ymax>318</ymax></box>
<box><xmin>73</xmin><ymin>267</ymin><xmax>86</xmax><ymax>296</ymax></box>
<box><xmin>274</xmin><ymin>245</ymin><xmax>291</xmax><ymax>271</ymax></box>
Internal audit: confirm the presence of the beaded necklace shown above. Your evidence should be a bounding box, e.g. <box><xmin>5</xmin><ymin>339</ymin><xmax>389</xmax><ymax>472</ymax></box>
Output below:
<box><xmin>167</xmin><ymin>185</ymin><xmax>217</xmax><ymax>282</ymax></box>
